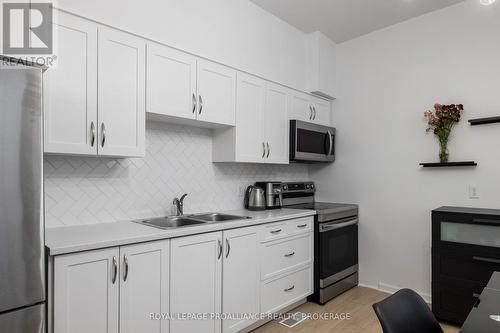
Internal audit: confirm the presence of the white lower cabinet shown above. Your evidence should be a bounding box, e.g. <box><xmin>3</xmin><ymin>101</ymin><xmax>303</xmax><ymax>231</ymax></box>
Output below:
<box><xmin>261</xmin><ymin>266</ymin><xmax>313</xmax><ymax>314</ymax></box>
<box><xmin>52</xmin><ymin>240</ymin><xmax>170</xmax><ymax>333</ymax></box>
<box><xmin>170</xmin><ymin>232</ymin><xmax>222</xmax><ymax>333</ymax></box>
<box><xmin>222</xmin><ymin>227</ymin><xmax>260</xmax><ymax>333</ymax></box>
<box><xmin>53</xmin><ymin>248</ymin><xmax>119</xmax><ymax>333</ymax></box>
<box><xmin>51</xmin><ymin>217</ymin><xmax>314</xmax><ymax>333</ymax></box>
<box><xmin>119</xmin><ymin>241</ymin><xmax>170</xmax><ymax>333</ymax></box>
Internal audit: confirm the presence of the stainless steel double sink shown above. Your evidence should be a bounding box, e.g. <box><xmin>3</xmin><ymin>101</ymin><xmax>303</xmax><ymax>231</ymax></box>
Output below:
<box><xmin>134</xmin><ymin>213</ymin><xmax>251</xmax><ymax>230</ymax></box>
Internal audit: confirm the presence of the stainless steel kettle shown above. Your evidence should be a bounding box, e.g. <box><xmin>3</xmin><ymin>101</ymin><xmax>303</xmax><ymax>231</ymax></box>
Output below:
<box><xmin>244</xmin><ymin>185</ymin><xmax>266</xmax><ymax>211</ymax></box>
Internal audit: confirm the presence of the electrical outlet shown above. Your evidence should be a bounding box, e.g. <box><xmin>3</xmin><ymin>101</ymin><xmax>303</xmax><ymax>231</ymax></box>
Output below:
<box><xmin>469</xmin><ymin>185</ymin><xmax>480</xmax><ymax>199</ymax></box>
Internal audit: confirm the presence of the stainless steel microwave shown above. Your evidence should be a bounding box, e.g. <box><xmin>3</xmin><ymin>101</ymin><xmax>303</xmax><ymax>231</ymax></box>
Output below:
<box><xmin>290</xmin><ymin>120</ymin><xmax>335</xmax><ymax>163</ymax></box>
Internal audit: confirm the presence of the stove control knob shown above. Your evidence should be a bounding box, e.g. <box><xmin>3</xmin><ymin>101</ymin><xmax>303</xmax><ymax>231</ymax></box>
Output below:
<box><xmin>306</xmin><ymin>184</ymin><xmax>311</xmax><ymax>189</ymax></box>
<box><xmin>310</xmin><ymin>184</ymin><xmax>315</xmax><ymax>189</ymax></box>
<box><xmin>283</xmin><ymin>185</ymin><xmax>288</xmax><ymax>191</ymax></box>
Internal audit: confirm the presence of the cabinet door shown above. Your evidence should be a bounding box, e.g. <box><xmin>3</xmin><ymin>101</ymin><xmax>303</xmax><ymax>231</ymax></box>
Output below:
<box><xmin>289</xmin><ymin>92</ymin><xmax>311</xmax><ymax>122</ymax></box>
<box><xmin>312</xmin><ymin>98</ymin><xmax>331</xmax><ymax>126</ymax></box>
<box><xmin>264</xmin><ymin>83</ymin><xmax>289</xmax><ymax>164</ymax></box>
<box><xmin>120</xmin><ymin>241</ymin><xmax>169</xmax><ymax>333</ymax></box>
<box><xmin>53</xmin><ymin>248</ymin><xmax>119</xmax><ymax>333</ymax></box>
<box><xmin>235</xmin><ymin>73</ymin><xmax>266</xmax><ymax>162</ymax></box>
<box><xmin>147</xmin><ymin>43</ymin><xmax>197</xmax><ymax>120</ymax></box>
<box><xmin>44</xmin><ymin>12</ymin><xmax>98</xmax><ymax>155</ymax></box>
<box><xmin>98</xmin><ymin>26</ymin><xmax>146</xmax><ymax>157</ymax></box>
<box><xmin>170</xmin><ymin>232</ymin><xmax>222</xmax><ymax>333</ymax></box>
<box><xmin>222</xmin><ymin>227</ymin><xmax>260</xmax><ymax>333</ymax></box>
<box><xmin>196</xmin><ymin>59</ymin><xmax>236</xmax><ymax>126</ymax></box>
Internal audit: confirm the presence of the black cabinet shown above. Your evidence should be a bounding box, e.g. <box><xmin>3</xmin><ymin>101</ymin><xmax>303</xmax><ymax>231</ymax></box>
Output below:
<box><xmin>432</xmin><ymin>207</ymin><xmax>500</xmax><ymax>325</ymax></box>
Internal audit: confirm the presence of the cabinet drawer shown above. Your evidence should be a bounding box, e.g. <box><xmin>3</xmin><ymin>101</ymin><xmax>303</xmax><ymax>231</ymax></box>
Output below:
<box><xmin>260</xmin><ymin>222</ymin><xmax>287</xmax><ymax>242</ymax></box>
<box><xmin>261</xmin><ymin>234</ymin><xmax>312</xmax><ymax>280</ymax></box>
<box><xmin>435</xmin><ymin>247</ymin><xmax>500</xmax><ymax>284</ymax></box>
<box><xmin>261</xmin><ymin>266</ymin><xmax>312</xmax><ymax>314</ymax></box>
<box><xmin>432</xmin><ymin>278</ymin><xmax>485</xmax><ymax>325</ymax></box>
<box><xmin>287</xmin><ymin>217</ymin><xmax>313</xmax><ymax>235</ymax></box>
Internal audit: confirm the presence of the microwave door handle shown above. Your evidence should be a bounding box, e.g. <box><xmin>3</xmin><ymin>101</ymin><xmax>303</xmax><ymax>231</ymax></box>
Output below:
<box><xmin>327</xmin><ymin>130</ymin><xmax>333</xmax><ymax>156</ymax></box>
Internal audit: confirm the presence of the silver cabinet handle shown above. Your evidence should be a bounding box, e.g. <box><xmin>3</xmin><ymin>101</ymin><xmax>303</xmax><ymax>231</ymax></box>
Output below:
<box><xmin>192</xmin><ymin>93</ymin><xmax>197</xmax><ymax>114</ymax></box>
<box><xmin>217</xmin><ymin>239</ymin><xmax>222</xmax><ymax>260</ymax></box>
<box><xmin>270</xmin><ymin>229</ymin><xmax>282</xmax><ymax>234</ymax></box>
<box><xmin>284</xmin><ymin>285</ymin><xmax>295</xmax><ymax>292</ymax></box>
<box><xmin>90</xmin><ymin>122</ymin><xmax>96</xmax><ymax>147</ymax></box>
<box><xmin>473</xmin><ymin>293</ymin><xmax>481</xmax><ymax>298</ymax></box>
<box><xmin>101</xmin><ymin>123</ymin><xmax>106</xmax><ymax>148</ymax></box>
<box><xmin>262</xmin><ymin>142</ymin><xmax>266</xmax><ymax>158</ymax></box>
<box><xmin>123</xmin><ymin>255</ymin><xmax>129</xmax><ymax>282</ymax></box>
<box><xmin>266</xmin><ymin>142</ymin><xmax>270</xmax><ymax>158</ymax></box>
<box><xmin>284</xmin><ymin>252</ymin><xmax>295</xmax><ymax>257</ymax></box>
<box><xmin>225</xmin><ymin>238</ymin><xmax>230</xmax><ymax>258</ymax></box>
<box><xmin>297</xmin><ymin>224</ymin><xmax>308</xmax><ymax>228</ymax></box>
<box><xmin>112</xmin><ymin>256</ymin><xmax>118</xmax><ymax>284</ymax></box>
<box><xmin>198</xmin><ymin>95</ymin><xmax>203</xmax><ymax>114</ymax></box>
<box><xmin>309</xmin><ymin>106</ymin><xmax>313</xmax><ymax>120</ymax></box>
<box><xmin>313</xmin><ymin>107</ymin><xmax>317</xmax><ymax>120</ymax></box>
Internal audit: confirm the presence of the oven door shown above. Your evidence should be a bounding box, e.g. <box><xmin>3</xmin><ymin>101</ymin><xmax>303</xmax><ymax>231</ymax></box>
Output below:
<box><xmin>318</xmin><ymin>217</ymin><xmax>358</xmax><ymax>288</ymax></box>
<box><xmin>290</xmin><ymin>120</ymin><xmax>335</xmax><ymax>163</ymax></box>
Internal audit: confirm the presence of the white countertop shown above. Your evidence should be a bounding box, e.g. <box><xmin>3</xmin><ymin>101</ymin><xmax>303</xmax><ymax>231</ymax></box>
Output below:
<box><xmin>45</xmin><ymin>208</ymin><xmax>315</xmax><ymax>256</ymax></box>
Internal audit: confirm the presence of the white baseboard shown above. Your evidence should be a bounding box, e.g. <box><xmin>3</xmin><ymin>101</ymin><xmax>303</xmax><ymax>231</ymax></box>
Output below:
<box><xmin>359</xmin><ymin>282</ymin><xmax>431</xmax><ymax>304</ymax></box>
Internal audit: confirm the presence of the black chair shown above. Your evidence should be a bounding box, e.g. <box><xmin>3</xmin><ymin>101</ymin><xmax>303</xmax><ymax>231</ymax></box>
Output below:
<box><xmin>372</xmin><ymin>288</ymin><xmax>444</xmax><ymax>333</ymax></box>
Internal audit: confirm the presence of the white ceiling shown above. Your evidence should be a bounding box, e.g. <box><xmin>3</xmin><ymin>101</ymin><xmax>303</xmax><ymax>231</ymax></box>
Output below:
<box><xmin>250</xmin><ymin>0</ymin><xmax>465</xmax><ymax>43</ymax></box>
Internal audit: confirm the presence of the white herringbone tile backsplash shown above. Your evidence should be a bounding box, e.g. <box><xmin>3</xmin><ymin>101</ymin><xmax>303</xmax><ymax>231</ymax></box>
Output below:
<box><xmin>44</xmin><ymin>121</ymin><xmax>309</xmax><ymax>227</ymax></box>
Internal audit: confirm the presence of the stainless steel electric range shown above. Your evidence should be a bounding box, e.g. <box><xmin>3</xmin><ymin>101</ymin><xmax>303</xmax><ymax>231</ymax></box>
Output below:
<box><xmin>282</xmin><ymin>181</ymin><xmax>359</xmax><ymax>305</ymax></box>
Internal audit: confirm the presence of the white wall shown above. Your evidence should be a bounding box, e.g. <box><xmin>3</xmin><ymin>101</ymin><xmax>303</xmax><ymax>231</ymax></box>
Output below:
<box><xmin>56</xmin><ymin>0</ymin><xmax>308</xmax><ymax>90</ymax></box>
<box><xmin>310</xmin><ymin>0</ymin><xmax>500</xmax><ymax>299</ymax></box>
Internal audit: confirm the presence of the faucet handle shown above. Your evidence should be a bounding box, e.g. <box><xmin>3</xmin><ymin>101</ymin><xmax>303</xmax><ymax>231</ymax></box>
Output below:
<box><xmin>180</xmin><ymin>193</ymin><xmax>188</xmax><ymax>203</ymax></box>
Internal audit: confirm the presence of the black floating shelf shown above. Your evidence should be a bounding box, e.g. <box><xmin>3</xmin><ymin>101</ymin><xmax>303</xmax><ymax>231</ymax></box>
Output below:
<box><xmin>469</xmin><ymin>116</ymin><xmax>500</xmax><ymax>126</ymax></box>
<box><xmin>420</xmin><ymin>161</ymin><xmax>477</xmax><ymax>168</ymax></box>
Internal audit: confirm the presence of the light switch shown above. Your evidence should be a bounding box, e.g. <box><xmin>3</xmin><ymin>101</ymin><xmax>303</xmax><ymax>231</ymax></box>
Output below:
<box><xmin>468</xmin><ymin>185</ymin><xmax>480</xmax><ymax>199</ymax></box>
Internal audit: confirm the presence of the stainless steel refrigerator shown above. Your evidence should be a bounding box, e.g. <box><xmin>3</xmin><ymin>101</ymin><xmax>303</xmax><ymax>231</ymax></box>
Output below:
<box><xmin>0</xmin><ymin>59</ymin><xmax>45</xmax><ymax>332</ymax></box>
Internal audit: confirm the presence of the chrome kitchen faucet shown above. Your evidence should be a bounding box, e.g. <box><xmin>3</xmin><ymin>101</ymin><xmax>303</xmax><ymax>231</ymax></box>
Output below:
<box><xmin>173</xmin><ymin>194</ymin><xmax>188</xmax><ymax>216</ymax></box>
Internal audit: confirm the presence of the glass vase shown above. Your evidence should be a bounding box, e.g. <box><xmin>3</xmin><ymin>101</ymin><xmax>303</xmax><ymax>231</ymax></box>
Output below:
<box><xmin>439</xmin><ymin>144</ymin><xmax>449</xmax><ymax>163</ymax></box>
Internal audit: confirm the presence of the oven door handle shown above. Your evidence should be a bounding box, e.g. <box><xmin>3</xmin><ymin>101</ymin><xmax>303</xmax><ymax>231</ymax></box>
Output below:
<box><xmin>319</xmin><ymin>219</ymin><xmax>358</xmax><ymax>232</ymax></box>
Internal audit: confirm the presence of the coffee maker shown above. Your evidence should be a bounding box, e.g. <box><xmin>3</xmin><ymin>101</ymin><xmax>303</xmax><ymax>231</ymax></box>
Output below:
<box><xmin>255</xmin><ymin>182</ymin><xmax>283</xmax><ymax>209</ymax></box>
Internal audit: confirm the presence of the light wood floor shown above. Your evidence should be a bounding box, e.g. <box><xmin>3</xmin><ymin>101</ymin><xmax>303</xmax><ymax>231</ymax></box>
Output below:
<box><xmin>253</xmin><ymin>287</ymin><xmax>460</xmax><ymax>333</ymax></box>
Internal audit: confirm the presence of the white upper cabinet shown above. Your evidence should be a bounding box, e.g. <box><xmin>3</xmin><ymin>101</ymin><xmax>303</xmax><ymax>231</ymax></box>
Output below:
<box><xmin>53</xmin><ymin>248</ymin><xmax>119</xmax><ymax>333</ymax></box>
<box><xmin>264</xmin><ymin>83</ymin><xmax>289</xmax><ymax>164</ymax></box>
<box><xmin>98</xmin><ymin>26</ymin><xmax>146</xmax><ymax>157</ymax></box>
<box><xmin>289</xmin><ymin>91</ymin><xmax>331</xmax><ymax>126</ymax></box>
<box><xmin>234</xmin><ymin>72</ymin><xmax>266</xmax><ymax>163</ymax></box>
<box><xmin>290</xmin><ymin>91</ymin><xmax>312</xmax><ymax>123</ymax></box>
<box><xmin>311</xmin><ymin>97</ymin><xmax>332</xmax><ymax>126</ymax></box>
<box><xmin>212</xmin><ymin>73</ymin><xmax>289</xmax><ymax>164</ymax></box>
<box><xmin>146</xmin><ymin>44</ymin><xmax>197</xmax><ymax>120</ymax></box>
<box><xmin>170</xmin><ymin>232</ymin><xmax>222</xmax><ymax>333</ymax></box>
<box><xmin>44</xmin><ymin>11</ymin><xmax>146</xmax><ymax>158</ymax></box>
<box><xmin>119</xmin><ymin>241</ymin><xmax>170</xmax><ymax>333</ymax></box>
<box><xmin>222</xmin><ymin>227</ymin><xmax>260</xmax><ymax>333</ymax></box>
<box><xmin>44</xmin><ymin>12</ymin><xmax>98</xmax><ymax>155</ymax></box>
<box><xmin>146</xmin><ymin>49</ymin><xmax>236</xmax><ymax>127</ymax></box>
<box><xmin>196</xmin><ymin>60</ymin><xmax>236</xmax><ymax>126</ymax></box>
